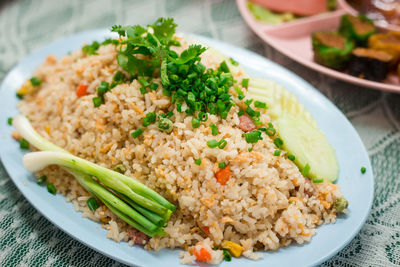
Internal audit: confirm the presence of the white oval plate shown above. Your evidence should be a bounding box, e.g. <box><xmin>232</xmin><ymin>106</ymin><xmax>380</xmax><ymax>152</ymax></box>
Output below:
<box><xmin>0</xmin><ymin>30</ymin><xmax>373</xmax><ymax>267</ymax></box>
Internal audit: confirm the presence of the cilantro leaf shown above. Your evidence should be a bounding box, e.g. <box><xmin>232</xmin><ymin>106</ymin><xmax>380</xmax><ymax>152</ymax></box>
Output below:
<box><xmin>171</xmin><ymin>45</ymin><xmax>207</xmax><ymax>65</ymax></box>
<box><xmin>150</xmin><ymin>18</ymin><xmax>177</xmax><ymax>44</ymax></box>
<box><xmin>82</xmin><ymin>41</ymin><xmax>101</xmax><ymax>55</ymax></box>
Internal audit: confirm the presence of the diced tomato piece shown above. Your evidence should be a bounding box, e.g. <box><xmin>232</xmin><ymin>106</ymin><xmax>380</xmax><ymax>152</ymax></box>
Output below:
<box><xmin>194</xmin><ymin>247</ymin><xmax>211</xmax><ymax>262</ymax></box>
<box><xmin>76</xmin><ymin>84</ymin><xmax>89</xmax><ymax>97</ymax></box>
<box><xmin>215</xmin><ymin>166</ymin><xmax>231</xmax><ymax>185</ymax></box>
<box><xmin>202</xmin><ymin>226</ymin><xmax>210</xmax><ymax>235</ymax></box>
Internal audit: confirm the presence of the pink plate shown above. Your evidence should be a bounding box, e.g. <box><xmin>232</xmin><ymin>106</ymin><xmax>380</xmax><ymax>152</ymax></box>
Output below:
<box><xmin>237</xmin><ymin>0</ymin><xmax>400</xmax><ymax>93</ymax></box>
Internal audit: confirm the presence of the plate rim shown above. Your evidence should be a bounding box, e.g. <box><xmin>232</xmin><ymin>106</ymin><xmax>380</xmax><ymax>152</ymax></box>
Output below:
<box><xmin>236</xmin><ymin>0</ymin><xmax>400</xmax><ymax>93</ymax></box>
<box><xmin>0</xmin><ymin>29</ymin><xmax>374</xmax><ymax>267</ymax></box>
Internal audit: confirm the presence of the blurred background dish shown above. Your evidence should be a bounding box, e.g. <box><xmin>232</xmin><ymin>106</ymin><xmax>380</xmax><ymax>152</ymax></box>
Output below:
<box><xmin>238</xmin><ymin>0</ymin><xmax>400</xmax><ymax>92</ymax></box>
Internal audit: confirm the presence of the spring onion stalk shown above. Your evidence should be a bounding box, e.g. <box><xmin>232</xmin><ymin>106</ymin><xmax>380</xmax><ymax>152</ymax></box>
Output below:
<box><xmin>67</xmin><ymin>168</ymin><xmax>161</xmax><ymax>236</ymax></box>
<box><xmin>13</xmin><ymin>115</ymin><xmax>175</xmax><ymax>236</ymax></box>
<box><xmin>23</xmin><ymin>151</ymin><xmax>170</xmax><ymax>217</ymax></box>
<box><xmin>13</xmin><ymin>115</ymin><xmax>176</xmax><ymax>212</ymax></box>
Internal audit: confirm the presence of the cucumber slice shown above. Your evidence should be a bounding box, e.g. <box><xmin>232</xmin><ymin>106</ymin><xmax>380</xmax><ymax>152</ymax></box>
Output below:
<box><xmin>276</xmin><ymin>112</ymin><xmax>339</xmax><ymax>182</ymax></box>
<box><xmin>247</xmin><ymin>77</ymin><xmax>317</xmax><ymax>128</ymax></box>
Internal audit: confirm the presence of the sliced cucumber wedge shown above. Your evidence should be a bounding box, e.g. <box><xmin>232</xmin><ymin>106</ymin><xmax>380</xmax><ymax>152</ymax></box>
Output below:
<box><xmin>247</xmin><ymin>77</ymin><xmax>317</xmax><ymax>128</ymax></box>
<box><xmin>276</xmin><ymin>112</ymin><xmax>339</xmax><ymax>182</ymax></box>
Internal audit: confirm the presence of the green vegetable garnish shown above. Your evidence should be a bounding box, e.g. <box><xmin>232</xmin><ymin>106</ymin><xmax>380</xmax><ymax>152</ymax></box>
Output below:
<box><xmin>87</xmin><ymin>197</ymin><xmax>99</xmax><ymax>211</ymax></box>
<box><xmin>20</xmin><ymin>138</ymin><xmax>29</xmax><ymax>149</ymax></box>
<box><xmin>92</xmin><ymin>97</ymin><xmax>103</xmax><ymax>107</ymax></box>
<box><xmin>16</xmin><ymin>93</ymin><xmax>23</xmax><ymax>100</ymax></box>
<box><xmin>82</xmin><ymin>41</ymin><xmax>101</xmax><ymax>55</ymax></box>
<box><xmin>195</xmin><ymin>159</ymin><xmax>202</xmax><ymax>166</ymax></box>
<box><xmin>192</xmin><ymin>117</ymin><xmax>200</xmax><ymax>128</ymax></box>
<box><xmin>7</xmin><ymin>117</ymin><xmax>13</xmax><ymax>126</ymax></box>
<box><xmin>333</xmin><ymin>197</ymin><xmax>348</xmax><ymax>213</ymax></box>
<box><xmin>198</xmin><ymin>112</ymin><xmax>208</xmax><ymax>122</ymax></box>
<box><xmin>274</xmin><ymin>150</ymin><xmax>281</xmax><ymax>156</ymax></box>
<box><xmin>142</xmin><ymin>112</ymin><xmax>157</xmax><ymax>127</ymax></box>
<box><xmin>254</xmin><ymin>100</ymin><xmax>267</xmax><ymax>109</ymax></box>
<box><xmin>47</xmin><ymin>183</ymin><xmax>56</xmax><ymax>195</ymax></box>
<box><xmin>288</xmin><ymin>155</ymin><xmax>295</xmax><ymax>161</ymax></box>
<box><xmin>218</xmin><ymin>139</ymin><xmax>228</xmax><ymax>149</ymax></box>
<box><xmin>242</xmin><ymin>130</ymin><xmax>263</xmax><ymax>144</ymax></box>
<box><xmin>312</xmin><ymin>178</ymin><xmax>324</xmax><ymax>183</ymax></box>
<box><xmin>158</xmin><ymin>118</ymin><xmax>173</xmax><ymax>133</ymax></box>
<box><xmin>229</xmin><ymin>57</ymin><xmax>239</xmax><ymax>66</ymax></box>
<box><xmin>37</xmin><ymin>175</ymin><xmax>47</xmax><ymax>185</ymax></box>
<box><xmin>274</xmin><ymin>137</ymin><xmax>283</xmax><ymax>148</ymax></box>
<box><xmin>207</xmin><ymin>139</ymin><xmax>219</xmax><ymax>148</ymax></box>
<box><xmin>113</xmin><ymin>164</ymin><xmax>127</xmax><ymax>174</ymax></box>
<box><xmin>223</xmin><ymin>249</ymin><xmax>232</xmax><ymax>261</ymax></box>
<box><xmin>219</xmin><ymin>162</ymin><xmax>226</xmax><ymax>169</ymax></box>
<box><xmin>302</xmin><ymin>163</ymin><xmax>311</xmax><ymax>177</ymax></box>
<box><xmin>30</xmin><ymin>77</ymin><xmax>42</xmax><ymax>87</ymax></box>
<box><xmin>131</xmin><ymin>128</ymin><xmax>143</xmax><ymax>138</ymax></box>
<box><xmin>210</xmin><ymin>124</ymin><xmax>218</xmax><ymax>136</ymax></box>
<box><xmin>361</xmin><ymin>167</ymin><xmax>366</xmax><ymax>174</ymax></box>
<box><xmin>241</xmin><ymin>78</ymin><xmax>249</xmax><ymax>88</ymax></box>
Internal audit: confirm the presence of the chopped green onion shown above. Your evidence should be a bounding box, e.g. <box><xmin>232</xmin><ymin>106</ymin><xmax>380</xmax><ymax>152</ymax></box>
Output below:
<box><xmin>218</xmin><ymin>61</ymin><xmax>230</xmax><ymax>73</ymax></box>
<box><xmin>241</xmin><ymin>78</ymin><xmax>249</xmax><ymax>88</ymax></box>
<box><xmin>138</xmin><ymin>77</ymin><xmax>149</xmax><ymax>87</ymax></box>
<box><xmin>30</xmin><ymin>77</ymin><xmax>42</xmax><ymax>87</ymax></box>
<box><xmin>195</xmin><ymin>159</ymin><xmax>202</xmax><ymax>166</ymax></box>
<box><xmin>7</xmin><ymin>117</ymin><xmax>13</xmax><ymax>126</ymax></box>
<box><xmin>229</xmin><ymin>57</ymin><xmax>239</xmax><ymax>66</ymax></box>
<box><xmin>92</xmin><ymin>97</ymin><xmax>103</xmax><ymax>107</ymax></box>
<box><xmin>37</xmin><ymin>175</ymin><xmax>47</xmax><ymax>185</ymax></box>
<box><xmin>19</xmin><ymin>138</ymin><xmax>29</xmax><ymax>149</ymax></box>
<box><xmin>242</xmin><ymin>130</ymin><xmax>263</xmax><ymax>144</ymax></box>
<box><xmin>207</xmin><ymin>139</ymin><xmax>219</xmax><ymax>148</ymax></box>
<box><xmin>218</xmin><ymin>139</ymin><xmax>228</xmax><ymax>149</ymax></box>
<box><xmin>16</xmin><ymin>93</ymin><xmax>23</xmax><ymax>100</ymax></box>
<box><xmin>47</xmin><ymin>183</ymin><xmax>56</xmax><ymax>195</ymax></box>
<box><xmin>274</xmin><ymin>150</ymin><xmax>281</xmax><ymax>156</ymax></box>
<box><xmin>192</xmin><ymin>117</ymin><xmax>200</xmax><ymax>128</ymax></box>
<box><xmin>274</xmin><ymin>138</ymin><xmax>283</xmax><ymax>148</ymax></box>
<box><xmin>198</xmin><ymin>112</ymin><xmax>208</xmax><ymax>122</ymax></box>
<box><xmin>244</xmin><ymin>99</ymin><xmax>253</xmax><ymax>106</ymax></box>
<box><xmin>254</xmin><ymin>100</ymin><xmax>267</xmax><ymax>109</ymax></box>
<box><xmin>361</xmin><ymin>167</ymin><xmax>366</xmax><ymax>174</ymax></box>
<box><xmin>140</xmin><ymin>87</ymin><xmax>147</xmax><ymax>94</ymax></box>
<box><xmin>142</xmin><ymin>112</ymin><xmax>157</xmax><ymax>127</ymax></box>
<box><xmin>113</xmin><ymin>164</ymin><xmax>127</xmax><ymax>174</ymax></box>
<box><xmin>97</xmin><ymin>81</ymin><xmax>109</xmax><ymax>95</ymax></box>
<box><xmin>301</xmin><ymin>163</ymin><xmax>310</xmax><ymax>177</ymax></box>
<box><xmin>238</xmin><ymin>110</ymin><xmax>244</xmax><ymax>116</ymax></box>
<box><xmin>248</xmin><ymin>147</ymin><xmax>253</xmax><ymax>152</ymax></box>
<box><xmin>210</xmin><ymin>124</ymin><xmax>218</xmax><ymax>136</ymax></box>
<box><xmin>131</xmin><ymin>128</ymin><xmax>143</xmax><ymax>138</ymax></box>
<box><xmin>288</xmin><ymin>155</ymin><xmax>295</xmax><ymax>161</ymax></box>
<box><xmin>149</xmin><ymin>83</ymin><xmax>159</xmax><ymax>91</ymax></box>
<box><xmin>158</xmin><ymin>118</ymin><xmax>174</xmax><ymax>133</ymax></box>
<box><xmin>218</xmin><ymin>162</ymin><xmax>226</xmax><ymax>169</ymax></box>
<box><xmin>223</xmin><ymin>249</ymin><xmax>232</xmax><ymax>262</ymax></box>
<box><xmin>312</xmin><ymin>178</ymin><xmax>324</xmax><ymax>183</ymax></box>
<box><xmin>265</xmin><ymin>127</ymin><xmax>276</xmax><ymax>136</ymax></box>
<box><xmin>87</xmin><ymin>197</ymin><xmax>99</xmax><ymax>211</ymax></box>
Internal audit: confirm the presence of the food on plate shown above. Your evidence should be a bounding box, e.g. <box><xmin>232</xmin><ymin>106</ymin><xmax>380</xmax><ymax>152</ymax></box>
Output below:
<box><xmin>339</xmin><ymin>14</ymin><xmax>376</xmax><ymax>46</ymax></box>
<box><xmin>369</xmin><ymin>31</ymin><xmax>400</xmax><ymax>64</ymax></box>
<box><xmin>348</xmin><ymin>48</ymin><xmax>392</xmax><ymax>81</ymax></box>
<box><xmin>11</xmin><ymin>18</ymin><xmax>348</xmax><ymax>265</ymax></box>
<box><xmin>347</xmin><ymin>0</ymin><xmax>400</xmax><ymax>27</ymax></box>
<box><xmin>311</xmin><ymin>13</ymin><xmax>400</xmax><ymax>82</ymax></box>
<box><xmin>312</xmin><ymin>31</ymin><xmax>354</xmax><ymax>70</ymax></box>
<box><xmin>247</xmin><ymin>0</ymin><xmax>336</xmax><ymax>24</ymax></box>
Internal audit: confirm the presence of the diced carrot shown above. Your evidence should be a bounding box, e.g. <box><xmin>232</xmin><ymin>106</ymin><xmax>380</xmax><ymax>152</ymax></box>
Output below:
<box><xmin>76</xmin><ymin>84</ymin><xmax>89</xmax><ymax>97</ymax></box>
<box><xmin>202</xmin><ymin>226</ymin><xmax>210</xmax><ymax>235</ymax></box>
<box><xmin>194</xmin><ymin>247</ymin><xmax>211</xmax><ymax>262</ymax></box>
<box><xmin>215</xmin><ymin>166</ymin><xmax>231</xmax><ymax>185</ymax></box>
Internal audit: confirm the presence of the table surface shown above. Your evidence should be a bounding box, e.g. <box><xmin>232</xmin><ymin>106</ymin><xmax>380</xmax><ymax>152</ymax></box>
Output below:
<box><xmin>0</xmin><ymin>0</ymin><xmax>399</xmax><ymax>266</ymax></box>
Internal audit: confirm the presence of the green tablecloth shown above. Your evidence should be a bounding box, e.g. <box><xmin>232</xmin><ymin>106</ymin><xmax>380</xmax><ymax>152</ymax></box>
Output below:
<box><xmin>0</xmin><ymin>0</ymin><xmax>399</xmax><ymax>266</ymax></box>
